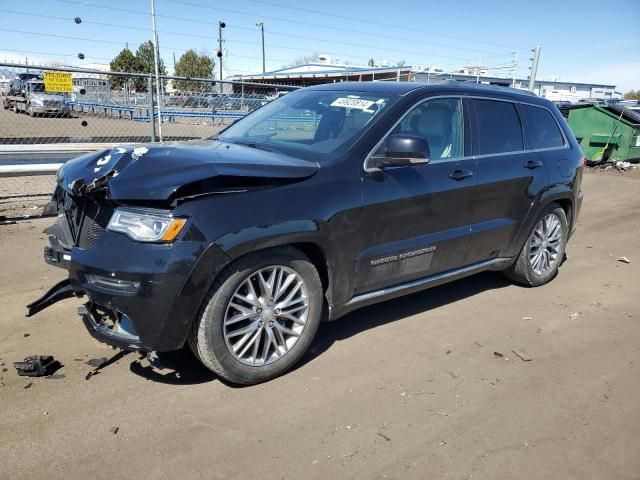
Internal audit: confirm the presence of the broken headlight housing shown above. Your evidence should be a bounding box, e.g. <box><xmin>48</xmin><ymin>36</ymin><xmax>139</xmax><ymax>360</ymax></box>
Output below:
<box><xmin>107</xmin><ymin>207</ymin><xmax>186</xmax><ymax>242</ymax></box>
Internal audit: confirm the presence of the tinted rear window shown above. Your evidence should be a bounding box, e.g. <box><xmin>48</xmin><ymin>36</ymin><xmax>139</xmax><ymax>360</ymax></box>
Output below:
<box><xmin>521</xmin><ymin>104</ymin><xmax>565</xmax><ymax>149</ymax></box>
<box><xmin>474</xmin><ymin>99</ymin><xmax>523</xmax><ymax>155</ymax></box>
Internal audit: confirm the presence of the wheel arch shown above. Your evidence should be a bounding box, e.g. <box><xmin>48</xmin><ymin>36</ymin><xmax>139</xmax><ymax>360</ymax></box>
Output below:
<box><xmin>508</xmin><ymin>187</ymin><xmax>574</xmax><ymax>258</ymax></box>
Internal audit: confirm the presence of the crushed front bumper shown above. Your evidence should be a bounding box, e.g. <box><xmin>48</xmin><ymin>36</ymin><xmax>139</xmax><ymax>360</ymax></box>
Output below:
<box><xmin>31</xmin><ymin>214</ymin><xmax>231</xmax><ymax>352</ymax></box>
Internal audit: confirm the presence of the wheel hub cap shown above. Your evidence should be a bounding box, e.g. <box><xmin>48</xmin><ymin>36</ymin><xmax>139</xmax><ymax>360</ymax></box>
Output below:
<box><xmin>223</xmin><ymin>265</ymin><xmax>310</xmax><ymax>366</ymax></box>
<box><xmin>528</xmin><ymin>213</ymin><xmax>562</xmax><ymax>276</ymax></box>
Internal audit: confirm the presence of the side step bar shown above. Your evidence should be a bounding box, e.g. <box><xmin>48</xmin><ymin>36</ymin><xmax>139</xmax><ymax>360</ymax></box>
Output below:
<box><xmin>26</xmin><ymin>279</ymin><xmax>83</xmax><ymax>317</ymax></box>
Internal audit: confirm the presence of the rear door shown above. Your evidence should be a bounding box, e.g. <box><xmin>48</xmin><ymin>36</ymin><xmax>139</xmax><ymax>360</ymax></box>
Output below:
<box><xmin>356</xmin><ymin>96</ymin><xmax>477</xmax><ymax>294</ymax></box>
<box><xmin>465</xmin><ymin>98</ymin><xmax>549</xmax><ymax>265</ymax></box>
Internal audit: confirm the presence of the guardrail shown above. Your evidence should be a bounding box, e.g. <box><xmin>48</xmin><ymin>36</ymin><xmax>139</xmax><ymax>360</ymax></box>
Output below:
<box><xmin>0</xmin><ymin>163</ymin><xmax>62</xmax><ymax>177</ymax></box>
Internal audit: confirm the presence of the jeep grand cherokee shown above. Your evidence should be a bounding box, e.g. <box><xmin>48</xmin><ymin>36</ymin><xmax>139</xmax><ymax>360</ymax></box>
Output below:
<box><xmin>28</xmin><ymin>82</ymin><xmax>584</xmax><ymax>385</ymax></box>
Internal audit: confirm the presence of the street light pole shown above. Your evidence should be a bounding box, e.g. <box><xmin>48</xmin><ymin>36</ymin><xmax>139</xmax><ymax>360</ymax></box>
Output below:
<box><xmin>150</xmin><ymin>0</ymin><xmax>163</xmax><ymax>141</ymax></box>
<box><xmin>256</xmin><ymin>22</ymin><xmax>265</xmax><ymax>74</ymax></box>
<box><xmin>218</xmin><ymin>21</ymin><xmax>226</xmax><ymax>83</ymax></box>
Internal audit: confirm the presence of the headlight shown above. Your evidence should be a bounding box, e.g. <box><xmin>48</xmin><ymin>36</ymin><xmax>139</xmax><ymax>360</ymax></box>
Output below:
<box><xmin>107</xmin><ymin>207</ymin><xmax>187</xmax><ymax>242</ymax></box>
<box><xmin>31</xmin><ymin>98</ymin><xmax>44</xmax><ymax>106</ymax></box>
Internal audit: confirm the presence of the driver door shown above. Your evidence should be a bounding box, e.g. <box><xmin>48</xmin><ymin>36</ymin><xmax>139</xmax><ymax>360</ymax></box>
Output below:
<box><xmin>355</xmin><ymin>96</ymin><xmax>477</xmax><ymax>295</ymax></box>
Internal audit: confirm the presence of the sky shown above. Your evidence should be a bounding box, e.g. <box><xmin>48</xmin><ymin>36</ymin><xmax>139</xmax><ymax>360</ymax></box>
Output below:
<box><xmin>0</xmin><ymin>0</ymin><xmax>638</xmax><ymax>91</ymax></box>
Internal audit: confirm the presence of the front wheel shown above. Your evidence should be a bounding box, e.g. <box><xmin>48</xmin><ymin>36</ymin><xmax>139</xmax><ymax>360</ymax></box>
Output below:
<box><xmin>504</xmin><ymin>203</ymin><xmax>568</xmax><ymax>287</ymax></box>
<box><xmin>188</xmin><ymin>246</ymin><xmax>323</xmax><ymax>385</ymax></box>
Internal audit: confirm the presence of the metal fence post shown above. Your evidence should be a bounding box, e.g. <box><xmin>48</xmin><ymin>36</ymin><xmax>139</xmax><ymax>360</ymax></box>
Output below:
<box><xmin>147</xmin><ymin>76</ymin><xmax>157</xmax><ymax>143</ymax></box>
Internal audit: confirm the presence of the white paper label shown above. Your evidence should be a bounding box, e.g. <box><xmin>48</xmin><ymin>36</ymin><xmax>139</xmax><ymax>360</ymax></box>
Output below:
<box><xmin>330</xmin><ymin>97</ymin><xmax>376</xmax><ymax>110</ymax></box>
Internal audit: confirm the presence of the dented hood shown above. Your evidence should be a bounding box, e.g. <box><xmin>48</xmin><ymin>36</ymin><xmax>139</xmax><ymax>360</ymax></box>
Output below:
<box><xmin>56</xmin><ymin>140</ymin><xmax>319</xmax><ymax>201</ymax></box>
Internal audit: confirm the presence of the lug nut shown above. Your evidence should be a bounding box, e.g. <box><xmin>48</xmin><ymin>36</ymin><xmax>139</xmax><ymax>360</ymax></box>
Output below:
<box><xmin>256</xmin><ymin>307</ymin><xmax>262</xmax><ymax>314</ymax></box>
<box><xmin>274</xmin><ymin>309</ymin><xmax>281</xmax><ymax>315</ymax></box>
<box><xmin>268</xmin><ymin>321</ymin><xmax>274</xmax><ymax>328</ymax></box>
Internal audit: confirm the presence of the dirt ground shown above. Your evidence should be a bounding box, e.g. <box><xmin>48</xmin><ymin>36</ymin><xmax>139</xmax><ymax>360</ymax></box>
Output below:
<box><xmin>0</xmin><ymin>107</ymin><xmax>227</xmax><ymax>142</ymax></box>
<box><xmin>0</xmin><ymin>170</ymin><xmax>639</xmax><ymax>480</ymax></box>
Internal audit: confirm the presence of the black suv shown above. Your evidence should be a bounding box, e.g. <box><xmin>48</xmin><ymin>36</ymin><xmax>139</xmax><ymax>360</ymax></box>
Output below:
<box><xmin>29</xmin><ymin>82</ymin><xmax>584</xmax><ymax>385</ymax></box>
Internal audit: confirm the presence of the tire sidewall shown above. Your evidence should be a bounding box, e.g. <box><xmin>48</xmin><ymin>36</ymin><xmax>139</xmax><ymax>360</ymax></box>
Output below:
<box><xmin>522</xmin><ymin>204</ymin><xmax>568</xmax><ymax>285</ymax></box>
<box><xmin>199</xmin><ymin>250</ymin><xmax>322</xmax><ymax>384</ymax></box>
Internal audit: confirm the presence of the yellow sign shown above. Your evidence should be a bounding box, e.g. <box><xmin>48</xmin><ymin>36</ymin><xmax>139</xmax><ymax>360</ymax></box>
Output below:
<box><xmin>44</xmin><ymin>71</ymin><xmax>72</xmax><ymax>93</ymax></box>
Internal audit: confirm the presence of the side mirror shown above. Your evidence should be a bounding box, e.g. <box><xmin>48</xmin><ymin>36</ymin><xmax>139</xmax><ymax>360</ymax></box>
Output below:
<box><xmin>369</xmin><ymin>133</ymin><xmax>430</xmax><ymax>170</ymax></box>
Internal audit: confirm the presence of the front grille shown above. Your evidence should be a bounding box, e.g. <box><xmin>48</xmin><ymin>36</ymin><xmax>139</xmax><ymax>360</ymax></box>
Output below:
<box><xmin>62</xmin><ymin>193</ymin><xmax>114</xmax><ymax>250</ymax></box>
<box><xmin>77</xmin><ymin>201</ymin><xmax>114</xmax><ymax>249</ymax></box>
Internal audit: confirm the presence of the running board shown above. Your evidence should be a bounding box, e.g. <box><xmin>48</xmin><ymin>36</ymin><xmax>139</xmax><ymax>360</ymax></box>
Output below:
<box><xmin>26</xmin><ymin>279</ymin><xmax>83</xmax><ymax>317</ymax></box>
<box><xmin>330</xmin><ymin>257</ymin><xmax>511</xmax><ymax>320</ymax></box>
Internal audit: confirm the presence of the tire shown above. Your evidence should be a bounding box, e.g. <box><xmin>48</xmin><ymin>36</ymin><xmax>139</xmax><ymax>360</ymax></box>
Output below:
<box><xmin>188</xmin><ymin>246</ymin><xmax>323</xmax><ymax>385</ymax></box>
<box><xmin>28</xmin><ymin>105</ymin><xmax>35</xmax><ymax>117</ymax></box>
<box><xmin>13</xmin><ymin>104</ymin><xmax>19</xmax><ymax>114</ymax></box>
<box><xmin>504</xmin><ymin>203</ymin><xmax>568</xmax><ymax>287</ymax></box>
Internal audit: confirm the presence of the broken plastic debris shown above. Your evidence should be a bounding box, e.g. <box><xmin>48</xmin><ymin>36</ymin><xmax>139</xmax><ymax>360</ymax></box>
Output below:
<box><xmin>86</xmin><ymin>357</ymin><xmax>108</xmax><ymax>369</ymax></box>
<box><xmin>511</xmin><ymin>349</ymin><xmax>533</xmax><ymax>362</ymax></box>
<box><xmin>493</xmin><ymin>351</ymin><xmax>504</xmax><ymax>358</ymax></box>
<box><xmin>569</xmin><ymin>312</ymin><xmax>580</xmax><ymax>320</ymax></box>
<box><xmin>110</xmin><ymin>426</ymin><xmax>119</xmax><ymax>434</ymax></box>
<box><xmin>617</xmin><ymin>256</ymin><xmax>631</xmax><ymax>264</ymax></box>
<box><xmin>14</xmin><ymin>355</ymin><xmax>61</xmax><ymax>377</ymax></box>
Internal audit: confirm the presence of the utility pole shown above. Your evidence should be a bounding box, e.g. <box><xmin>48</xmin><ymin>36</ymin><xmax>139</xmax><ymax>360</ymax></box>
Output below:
<box><xmin>150</xmin><ymin>0</ymin><xmax>163</xmax><ymax>141</ymax></box>
<box><xmin>528</xmin><ymin>45</ymin><xmax>541</xmax><ymax>92</ymax></box>
<box><xmin>476</xmin><ymin>56</ymin><xmax>482</xmax><ymax>83</ymax></box>
<box><xmin>511</xmin><ymin>51</ymin><xmax>518</xmax><ymax>88</ymax></box>
<box><xmin>217</xmin><ymin>21</ymin><xmax>226</xmax><ymax>83</ymax></box>
<box><xmin>256</xmin><ymin>22</ymin><xmax>265</xmax><ymax>74</ymax></box>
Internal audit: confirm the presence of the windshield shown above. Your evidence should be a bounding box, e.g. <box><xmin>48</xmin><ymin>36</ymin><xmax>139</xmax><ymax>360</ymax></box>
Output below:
<box><xmin>29</xmin><ymin>82</ymin><xmax>46</xmax><ymax>93</ymax></box>
<box><xmin>218</xmin><ymin>89</ymin><xmax>396</xmax><ymax>161</ymax></box>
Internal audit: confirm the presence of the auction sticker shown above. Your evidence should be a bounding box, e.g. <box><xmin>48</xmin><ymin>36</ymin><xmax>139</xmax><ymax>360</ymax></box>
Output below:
<box><xmin>331</xmin><ymin>97</ymin><xmax>376</xmax><ymax>110</ymax></box>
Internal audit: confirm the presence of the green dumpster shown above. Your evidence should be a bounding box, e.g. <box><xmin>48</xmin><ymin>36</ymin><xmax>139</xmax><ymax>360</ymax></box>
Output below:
<box><xmin>564</xmin><ymin>104</ymin><xmax>640</xmax><ymax>162</ymax></box>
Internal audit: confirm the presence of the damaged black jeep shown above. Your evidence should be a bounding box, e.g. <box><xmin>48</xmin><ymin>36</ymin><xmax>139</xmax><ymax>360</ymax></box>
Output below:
<box><xmin>29</xmin><ymin>82</ymin><xmax>583</xmax><ymax>385</ymax></box>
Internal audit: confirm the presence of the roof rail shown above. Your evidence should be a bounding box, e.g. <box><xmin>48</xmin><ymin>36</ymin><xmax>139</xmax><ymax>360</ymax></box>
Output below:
<box><xmin>436</xmin><ymin>79</ymin><xmax>538</xmax><ymax>97</ymax></box>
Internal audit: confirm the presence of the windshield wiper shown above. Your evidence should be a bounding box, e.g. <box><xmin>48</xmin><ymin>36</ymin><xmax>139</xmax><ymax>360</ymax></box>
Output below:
<box><xmin>232</xmin><ymin>141</ymin><xmax>275</xmax><ymax>153</ymax></box>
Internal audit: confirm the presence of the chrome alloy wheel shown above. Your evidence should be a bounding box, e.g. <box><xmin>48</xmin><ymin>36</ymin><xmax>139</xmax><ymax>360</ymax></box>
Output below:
<box><xmin>529</xmin><ymin>213</ymin><xmax>563</xmax><ymax>276</ymax></box>
<box><xmin>223</xmin><ymin>265</ymin><xmax>310</xmax><ymax>366</ymax></box>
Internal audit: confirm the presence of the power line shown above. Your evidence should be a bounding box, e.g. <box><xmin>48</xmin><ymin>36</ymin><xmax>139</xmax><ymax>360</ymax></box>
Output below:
<box><xmin>45</xmin><ymin>0</ymin><xmax>527</xmax><ymax>72</ymax></box>
<box><xmin>162</xmin><ymin>0</ymin><xmax>514</xmax><ymax>58</ymax></box>
<box><xmin>51</xmin><ymin>0</ymin><xmax>516</xmax><ymax>60</ymax></box>
<box><xmin>243</xmin><ymin>0</ymin><xmax>529</xmax><ymax>50</ymax></box>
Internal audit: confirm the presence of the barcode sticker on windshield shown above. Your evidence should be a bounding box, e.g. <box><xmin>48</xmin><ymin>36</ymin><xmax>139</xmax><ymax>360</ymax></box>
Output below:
<box><xmin>331</xmin><ymin>97</ymin><xmax>376</xmax><ymax>110</ymax></box>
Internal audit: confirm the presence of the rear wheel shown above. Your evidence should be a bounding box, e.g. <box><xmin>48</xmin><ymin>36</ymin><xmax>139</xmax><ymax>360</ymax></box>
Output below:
<box><xmin>504</xmin><ymin>203</ymin><xmax>568</xmax><ymax>287</ymax></box>
<box><xmin>188</xmin><ymin>246</ymin><xmax>323</xmax><ymax>385</ymax></box>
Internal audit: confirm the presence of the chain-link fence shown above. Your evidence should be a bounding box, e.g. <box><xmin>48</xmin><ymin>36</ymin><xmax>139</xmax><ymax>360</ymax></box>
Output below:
<box><xmin>0</xmin><ymin>62</ymin><xmax>296</xmax><ymax>218</ymax></box>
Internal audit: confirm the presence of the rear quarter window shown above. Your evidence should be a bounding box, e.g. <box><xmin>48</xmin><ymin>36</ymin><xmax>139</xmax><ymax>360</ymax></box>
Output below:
<box><xmin>474</xmin><ymin>99</ymin><xmax>524</xmax><ymax>155</ymax></box>
<box><xmin>521</xmin><ymin>104</ymin><xmax>565</xmax><ymax>149</ymax></box>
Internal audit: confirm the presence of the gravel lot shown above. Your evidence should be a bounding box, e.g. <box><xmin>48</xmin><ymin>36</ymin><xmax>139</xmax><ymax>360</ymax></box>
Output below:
<box><xmin>0</xmin><ymin>107</ymin><xmax>226</xmax><ymax>143</ymax></box>
<box><xmin>0</xmin><ymin>170</ymin><xmax>639</xmax><ymax>480</ymax></box>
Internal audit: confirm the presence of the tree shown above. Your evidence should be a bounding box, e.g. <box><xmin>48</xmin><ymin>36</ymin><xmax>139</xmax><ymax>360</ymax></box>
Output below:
<box><xmin>109</xmin><ymin>48</ymin><xmax>143</xmax><ymax>90</ymax></box>
<box><xmin>395</xmin><ymin>60</ymin><xmax>406</xmax><ymax>67</ymax></box>
<box><xmin>623</xmin><ymin>90</ymin><xmax>640</xmax><ymax>100</ymax></box>
<box><xmin>174</xmin><ymin>49</ymin><xmax>215</xmax><ymax>92</ymax></box>
<box><xmin>290</xmin><ymin>52</ymin><xmax>320</xmax><ymax>67</ymax></box>
<box><xmin>134</xmin><ymin>41</ymin><xmax>167</xmax><ymax>92</ymax></box>
<box><xmin>367</xmin><ymin>58</ymin><xmax>376</xmax><ymax>67</ymax></box>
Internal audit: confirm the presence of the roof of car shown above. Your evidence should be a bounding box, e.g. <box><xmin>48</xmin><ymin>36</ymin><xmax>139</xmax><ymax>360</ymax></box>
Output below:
<box><xmin>306</xmin><ymin>80</ymin><xmax>541</xmax><ymax>101</ymax></box>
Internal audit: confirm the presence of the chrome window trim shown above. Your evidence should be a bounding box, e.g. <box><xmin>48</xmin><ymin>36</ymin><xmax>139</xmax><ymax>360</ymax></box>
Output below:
<box><xmin>363</xmin><ymin>94</ymin><xmax>569</xmax><ymax>173</ymax></box>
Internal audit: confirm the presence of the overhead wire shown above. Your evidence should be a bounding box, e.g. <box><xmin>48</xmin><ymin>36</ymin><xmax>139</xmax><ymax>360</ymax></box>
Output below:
<box><xmin>8</xmin><ymin>1</ymin><xmax>524</xmax><ymax>78</ymax></box>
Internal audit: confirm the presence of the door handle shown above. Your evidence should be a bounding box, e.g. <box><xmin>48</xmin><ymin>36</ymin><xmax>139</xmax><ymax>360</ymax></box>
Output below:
<box><xmin>524</xmin><ymin>159</ymin><xmax>543</xmax><ymax>169</ymax></box>
<box><xmin>449</xmin><ymin>169</ymin><xmax>474</xmax><ymax>180</ymax></box>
